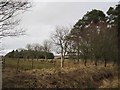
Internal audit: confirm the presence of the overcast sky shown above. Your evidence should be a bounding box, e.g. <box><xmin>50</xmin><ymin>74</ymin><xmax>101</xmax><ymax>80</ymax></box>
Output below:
<box><xmin>0</xmin><ymin>1</ymin><xmax>118</xmax><ymax>55</ymax></box>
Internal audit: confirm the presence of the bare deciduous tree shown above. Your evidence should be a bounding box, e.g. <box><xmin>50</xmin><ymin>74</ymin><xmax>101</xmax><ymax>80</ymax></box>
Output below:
<box><xmin>32</xmin><ymin>43</ymin><xmax>41</xmax><ymax>51</ymax></box>
<box><xmin>32</xmin><ymin>43</ymin><xmax>44</xmax><ymax>60</ymax></box>
<box><xmin>51</xmin><ymin>26</ymin><xmax>69</xmax><ymax>68</ymax></box>
<box><xmin>43</xmin><ymin>40</ymin><xmax>52</xmax><ymax>60</ymax></box>
<box><xmin>26</xmin><ymin>43</ymin><xmax>33</xmax><ymax>51</ymax></box>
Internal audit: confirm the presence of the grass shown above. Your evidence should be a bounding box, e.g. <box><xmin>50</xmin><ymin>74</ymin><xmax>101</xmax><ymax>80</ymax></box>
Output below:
<box><xmin>2</xmin><ymin>58</ymin><xmax>119</xmax><ymax>88</ymax></box>
<box><xmin>99</xmin><ymin>76</ymin><xmax>119</xmax><ymax>88</ymax></box>
<box><xmin>5</xmin><ymin>58</ymin><xmax>55</xmax><ymax>70</ymax></box>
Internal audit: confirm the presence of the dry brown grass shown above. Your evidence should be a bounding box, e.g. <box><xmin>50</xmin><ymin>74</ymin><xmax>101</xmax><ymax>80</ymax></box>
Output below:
<box><xmin>99</xmin><ymin>76</ymin><xmax>118</xmax><ymax>88</ymax></box>
<box><xmin>2</xmin><ymin>60</ymin><xmax>119</xmax><ymax>88</ymax></box>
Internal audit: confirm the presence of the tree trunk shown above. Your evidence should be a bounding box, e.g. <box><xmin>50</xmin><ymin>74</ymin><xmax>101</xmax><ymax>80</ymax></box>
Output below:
<box><xmin>84</xmin><ymin>59</ymin><xmax>87</xmax><ymax>66</ymax></box>
<box><xmin>16</xmin><ymin>58</ymin><xmax>20</xmax><ymax>73</ymax></box>
<box><xmin>2</xmin><ymin>58</ymin><xmax>5</xmax><ymax>69</ymax></box>
<box><xmin>32</xmin><ymin>58</ymin><xmax>34</xmax><ymax>69</ymax></box>
<box><xmin>113</xmin><ymin>60</ymin><xmax>116</xmax><ymax>66</ymax></box>
<box><xmin>45</xmin><ymin>56</ymin><xmax>47</xmax><ymax>60</ymax></box>
<box><xmin>61</xmin><ymin>54</ymin><xmax>64</xmax><ymax>68</ymax></box>
<box><xmin>74</xmin><ymin>59</ymin><xmax>76</xmax><ymax>64</ymax></box>
<box><xmin>37</xmin><ymin>57</ymin><xmax>38</xmax><ymax>61</ymax></box>
<box><xmin>45</xmin><ymin>52</ymin><xmax>47</xmax><ymax>61</ymax></box>
<box><xmin>77</xmin><ymin>44</ymin><xmax>79</xmax><ymax>63</ymax></box>
<box><xmin>28</xmin><ymin>56</ymin><xmax>29</xmax><ymax>61</ymax></box>
<box><xmin>95</xmin><ymin>59</ymin><xmax>97</xmax><ymax>66</ymax></box>
<box><xmin>104</xmin><ymin>58</ymin><xmax>107</xmax><ymax>67</ymax></box>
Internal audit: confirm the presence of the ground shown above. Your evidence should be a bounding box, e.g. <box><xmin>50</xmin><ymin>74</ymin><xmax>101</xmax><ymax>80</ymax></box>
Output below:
<box><xmin>2</xmin><ymin>58</ymin><xmax>119</xmax><ymax>88</ymax></box>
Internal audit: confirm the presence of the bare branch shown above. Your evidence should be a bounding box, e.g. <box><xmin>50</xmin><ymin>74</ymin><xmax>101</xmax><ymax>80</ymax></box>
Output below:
<box><xmin>0</xmin><ymin>0</ymin><xmax>31</xmax><ymax>38</ymax></box>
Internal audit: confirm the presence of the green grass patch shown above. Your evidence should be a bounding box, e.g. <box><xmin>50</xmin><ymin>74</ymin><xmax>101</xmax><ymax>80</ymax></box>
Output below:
<box><xmin>5</xmin><ymin>58</ymin><xmax>55</xmax><ymax>70</ymax></box>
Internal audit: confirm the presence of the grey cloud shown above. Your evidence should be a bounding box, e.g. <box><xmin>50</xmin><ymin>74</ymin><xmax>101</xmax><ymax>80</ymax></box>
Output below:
<box><xmin>1</xmin><ymin>2</ymin><xmax>117</xmax><ymax>55</ymax></box>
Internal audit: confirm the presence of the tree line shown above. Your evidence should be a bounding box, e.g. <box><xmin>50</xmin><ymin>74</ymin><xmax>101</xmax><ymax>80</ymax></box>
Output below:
<box><xmin>5</xmin><ymin>49</ymin><xmax>54</xmax><ymax>59</ymax></box>
<box><xmin>5</xmin><ymin>40</ymin><xmax>54</xmax><ymax>60</ymax></box>
<box><xmin>51</xmin><ymin>3</ymin><xmax>119</xmax><ymax>67</ymax></box>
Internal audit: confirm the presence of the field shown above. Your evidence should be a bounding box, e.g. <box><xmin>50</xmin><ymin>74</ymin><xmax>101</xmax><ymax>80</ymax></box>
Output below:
<box><xmin>2</xmin><ymin>58</ymin><xmax>119</xmax><ymax>88</ymax></box>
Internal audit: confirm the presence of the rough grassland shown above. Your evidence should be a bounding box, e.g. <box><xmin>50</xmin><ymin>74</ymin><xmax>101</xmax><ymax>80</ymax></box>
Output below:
<box><xmin>2</xmin><ymin>58</ymin><xmax>119</xmax><ymax>88</ymax></box>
